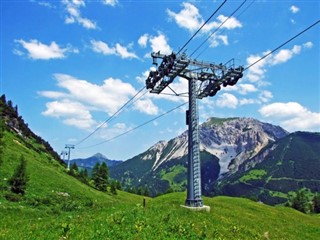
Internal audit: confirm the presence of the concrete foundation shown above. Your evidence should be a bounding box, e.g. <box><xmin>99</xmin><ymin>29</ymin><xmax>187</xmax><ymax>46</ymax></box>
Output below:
<box><xmin>180</xmin><ymin>205</ymin><xmax>211</xmax><ymax>212</ymax></box>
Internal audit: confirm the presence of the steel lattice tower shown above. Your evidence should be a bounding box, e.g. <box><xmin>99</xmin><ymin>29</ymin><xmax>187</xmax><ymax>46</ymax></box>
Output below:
<box><xmin>65</xmin><ymin>144</ymin><xmax>75</xmax><ymax>170</ymax></box>
<box><xmin>146</xmin><ymin>52</ymin><xmax>243</xmax><ymax>207</ymax></box>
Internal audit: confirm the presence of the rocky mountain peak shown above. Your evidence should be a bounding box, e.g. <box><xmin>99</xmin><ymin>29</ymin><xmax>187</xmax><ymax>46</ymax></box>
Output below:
<box><xmin>138</xmin><ymin>117</ymin><xmax>288</xmax><ymax>175</ymax></box>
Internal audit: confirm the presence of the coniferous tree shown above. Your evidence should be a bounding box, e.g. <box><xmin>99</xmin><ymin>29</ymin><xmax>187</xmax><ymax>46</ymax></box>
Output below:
<box><xmin>79</xmin><ymin>168</ymin><xmax>89</xmax><ymax>184</ymax></box>
<box><xmin>115</xmin><ymin>180</ymin><xmax>122</xmax><ymax>190</ymax></box>
<box><xmin>143</xmin><ymin>186</ymin><xmax>150</xmax><ymax>197</ymax></box>
<box><xmin>92</xmin><ymin>162</ymin><xmax>109</xmax><ymax>192</ymax></box>
<box><xmin>9</xmin><ymin>155</ymin><xmax>29</xmax><ymax>195</ymax></box>
<box><xmin>312</xmin><ymin>194</ymin><xmax>320</xmax><ymax>213</ymax></box>
<box><xmin>291</xmin><ymin>189</ymin><xmax>310</xmax><ymax>213</ymax></box>
<box><xmin>0</xmin><ymin>119</ymin><xmax>5</xmax><ymax>166</ymax></box>
<box><xmin>137</xmin><ymin>186</ymin><xmax>143</xmax><ymax>195</ymax></box>
<box><xmin>110</xmin><ymin>181</ymin><xmax>117</xmax><ymax>195</ymax></box>
<box><xmin>92</xmin><ymin>162</ymin><xmax>101</xmax><ymax>187</ymax></box>
<box><xmin>69</xmin><ymin>162</ymin><xmax>79</xmax><ymax>177</ymax></box>
<box><xmin>99</xmin><ymin>162</ymin><xmax>109</xmax><ymax>191</ymax></box>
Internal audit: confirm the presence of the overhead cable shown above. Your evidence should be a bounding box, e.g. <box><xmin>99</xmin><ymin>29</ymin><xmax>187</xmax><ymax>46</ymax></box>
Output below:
<box><xmin>177</xmin><ymin>0</ymin><xmax>227</xmax><ymax>55</ymax></box>
<box><xmin>190</xmin><ymin>0</ymin><xmax>248</xmax><ymax>58</ymax></box>
<box><xmin>78</xmin><ymin>101</ymin><xmax>188</xmax><ymax>149</ymax></box>
<box><xmin>244</xmin><ymin>19</ymin><xmax>320</xmax><ymax>71</ymax></box>
<box><xmin>75</xmin><ymin>86</ymin><xmax>146</xmax><ymax>146</ymax></box>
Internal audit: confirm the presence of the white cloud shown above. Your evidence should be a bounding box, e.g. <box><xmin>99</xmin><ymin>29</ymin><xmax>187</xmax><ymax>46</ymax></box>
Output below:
<box><xmin>133</xmin><ymin>98</ymin><xmax>159</xmax><ymax>115</ymax></box>
<box><xmin>259</xmin><ymin>90</ymin><xmax>273</xmax><ymax>103</ymax></box>
<box><xmin>115</xmin><ymin>43</ymin><xmax>138</xmax><ymax>59</ymax></box>
<box><xmin>149</xmin><ymin>32</ymin><xmax>172</xmax><ymax>55</ymax></box>
<box><xmin>62</xmin><ymin>0</ymin><xmax>97</xmax><ymax>29</ymax></box>
<box><xmin>91</xmin><ymin>40</ymin><xmax>115</xmax><ymax>55</ymax></box>
<box><xmin>303</xmin><ymin>41</ymin><xmax>313</xmax><ymax>49</ymax></box>
<box><xmin>91</xmin><ymin>40</ymin><xmax>138</xmax><ymax>59</ymax></box>
<box><xmin>14</xmin><ymin>39</ymin><xmax>77</xmax><ymax>60</ymax></box>
<box><xmin>259</xmin><ymin>102</ymin><xmax>320</xmax><ymax>132</ymax></box>
<box><xmin>269</xmin><ymin>45</ymin><xmax>301</xmax><ymax>65</ymax></box>
<box><xmin>239</xmin><ymin>98</ymin><xmax>259</xmax><ymax>105</ymax></box>
<box><xmin>38</xmin><ymin>91</ymin><xmax>68</xmax><ymax>99</ymax></box>
<box><xmin>42</xmin><ymin>99</ymin><xmax>96</xmax><ymax>130</ymax></box>
<box><xmin>102</xmin><ymin>0</ymin><xmax>118</xmax><ymax>7</ymax></box>
<box><xmin>223</xmin><ymin>83</ymin><xmax>258</xmax><ymax>95</ymax></box>
<box><xmin>137</xmin><ymin>32</ymin><xmax>172</xmax><ymax>57</ymax></box>
<box><xmin>216</xmin><ymin>93</ymin><xmax>238</xmax><ymax>109</ymax></box>
<box><xmin>138</xmin><ymin>34</ymin><xmax>149</xmax><ymax>48</ymax></box>
<box><xmin>30</xmin><ymin>0</ymin><xmax>56</xmax><ymax>8</ymax></box>
<box><xmin>209</xmin><ymin>34</ymin><xmax>228</xmax><ymax>48</ymax></box>
<box><xmin>290</xmin><ymin>5</ymin><xmax>300</xmax><ymax>14</ymax></box>
<box><xmin>246</xmin><ymin>43</ymin><xmax>312</xmax><ymax>82</ymax></box>
<box><xmin>40</xmin><ymin>74</ymin><xmax>160</xmax><ymax>130</ymax></box>
<box><xmin>167</xmin><ymin>3</ymin><xmax>241</xmax><ymax>48</ymax></box>
<box><xmin>167</xmin><ymin>2</ymin><xmax>202</xmax><ymax>32</ymax></box>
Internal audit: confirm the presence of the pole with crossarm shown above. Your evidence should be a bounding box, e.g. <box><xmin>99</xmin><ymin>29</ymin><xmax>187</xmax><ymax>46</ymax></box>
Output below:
<box><xmin>145</xmin><ymin>52</ymin><xmax>244</xmax><ymax>207</ymax></box>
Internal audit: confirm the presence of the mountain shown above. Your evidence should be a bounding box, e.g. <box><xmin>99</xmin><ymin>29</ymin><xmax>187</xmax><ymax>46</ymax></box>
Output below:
<box><xmin>68</xmin><ymin>153</ymin><xmax>122</xmax><ymax>169</ymax></box>
<box><xmin>110</xmin><ymin>117</ymin><xmax>289</xmax><ymax>196</ymax></box>
<box><xmin>215</xmin><ymin>131</ymin><xmax>320</xmax><ymax>205</ymax></box>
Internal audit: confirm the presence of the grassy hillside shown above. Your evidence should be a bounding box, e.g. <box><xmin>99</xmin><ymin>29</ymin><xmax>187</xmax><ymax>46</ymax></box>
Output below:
<box><xmin>0</xmin><ymin>127</ymin><xmax>319</xmax><ymax>239</ymax></box>
<box><xmin>1</xmin><ymin>192</ymin><xmax>320</xmax><ymax>239</ymax></box>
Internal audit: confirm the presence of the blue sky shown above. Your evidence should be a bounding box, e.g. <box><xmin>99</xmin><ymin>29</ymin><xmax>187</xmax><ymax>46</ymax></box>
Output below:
<box><xmin>1</xmin><ymin>0</ymin><xmax>319</xmax><ymax>160</ymax></box>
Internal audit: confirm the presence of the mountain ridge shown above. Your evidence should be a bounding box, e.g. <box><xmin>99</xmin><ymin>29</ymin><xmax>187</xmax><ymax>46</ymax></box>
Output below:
<box><xmin>110</xmin><ymin>117</ymin><xmax>290</xmax><ymax>198</ymax></box>
<box><xmin>69</xmin><ymin>152</ymin><xmax>122</xmax><ymax>169</ymax></box>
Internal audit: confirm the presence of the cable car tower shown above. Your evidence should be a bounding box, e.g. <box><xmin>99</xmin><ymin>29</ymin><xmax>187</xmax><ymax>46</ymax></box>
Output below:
<box><xmin>145</xmin><ymin>52</ymin><xmax>244</xmax><ymax>208</ymax></box>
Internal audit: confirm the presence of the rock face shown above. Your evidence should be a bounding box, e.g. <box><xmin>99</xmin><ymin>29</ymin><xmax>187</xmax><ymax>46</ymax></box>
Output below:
<box><xmin>199</xmin><ymin>117</ymin><xmax>288</xmax><ymax>175</ymax></box>
<box><xmin>140</xmin><ymin>117</ymin><xmax>288</xmax><ymax>175</ymax></box>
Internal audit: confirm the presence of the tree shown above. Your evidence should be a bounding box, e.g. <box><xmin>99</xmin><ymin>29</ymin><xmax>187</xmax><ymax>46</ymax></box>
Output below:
<box><xmin>137</xmin><ymin>186</ymin><xmax>143</xmax><ymax>195</ymax></box>
<box><xmin>291</xmin><ymin>189</ymin><xmax>311</xmax><ymax>213</ymax></box>
<box><xmin>69</xmin><ymin>162</ymin><xmax>79</xmax><ymax>177</ymax></box>
<box><xmin>0</xmin><ymin>119</ymin><xmax>5</xmax><ymax>166</ymax></box>
<box><xmin>92</xmin><ymin>162</ymin><xmax>109</xmax><ymax>192</ymax></box>
<box><xmin>312</xmin><ymin>194</ymin><xmax>320</xmax><ymax>213</ymax></box>
<box><xmin>115</xmin><ymin>180</ymin><xmax>122</xmax><ymax>190</ymax></box>
<box><xmin>9</xmin><ymin>155</ymin><xmax>29</xmax><ymax>195</ymax></box>
<box><xmin>110</xmin><ymin>181</ymin><xmax>117</xmax><ymax>195</ymax></box>
<box><xmin>79</xmin><ymin>169</ymin><xmax>89</xmax><ymax>184</ymax></box>
<box><xmin>143</xmin><ymin>186</ymin><xmax>150</xmax><ymax>197</ymax></box>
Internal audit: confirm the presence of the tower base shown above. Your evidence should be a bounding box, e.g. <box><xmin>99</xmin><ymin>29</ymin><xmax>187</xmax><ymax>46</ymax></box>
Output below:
<box><xmin>180</xmin><ymin>204</ymin><xmax>211</xmax><ymax>212</ymax></box>
<box><xmin>185</xmin><ymin>199</ymin><xmax>203</xmax><ymax>207</ymax></box>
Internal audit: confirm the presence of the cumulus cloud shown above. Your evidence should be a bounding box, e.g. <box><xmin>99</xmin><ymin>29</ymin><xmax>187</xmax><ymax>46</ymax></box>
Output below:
<box><xmin>149</xmin><ymin>32</ymin><xmax>172</xmax><ymax>55</ymax></box>
<box><xmin>62</xmin><ymin>0</ymin><xmax>97</xmax><ymax>29</ymax></box>
<box><xmin>91</xmin><ymin>40</ymin><xmax>138</xmax><ymax>59</ymax></box>
<box><xmin>246</xmin><ymin>42</ymin><xmax>312</xmax><ymax>82</ymax></box>
<box><xmin>223</xmin><ymin>83</ymin><xmax>258</xmax><ymax>95</ymax></box>
<box><xmin>102</xmin><ymin>0</ymin><xmax>118</xmax><ymax>7</ymax></box>
<box><xmin>290</xmin><ymin>5</ymin><xmax>300</xmax><ymax>14</ymax></box>
<box><xmin>137</xmin><ymin>32</ymin><xmax>172</xmax><ymax>56</ymax></box>
<box><xmin>259</xmin><ymin>102</ymin><xmax>320</xmax><ymax>132</ymax></box>
<box><xmin>167</xmin><ymin>2</ymin><xmax>242</xmax><ymax>47</ymax></box>
<box><xmin>133</xmin><ymin>98</ymin><xmax>159</xmax><ymax>115</ymax></box>
<box><xmin>42</xmin><ymin>99</ymin><xmax>96</xmax><ymax>129</ymax></box>
<box><xmin>39</xmin><ymin>74</ymin><xmax>160</xmax><ymax>130</ymax></box>
<box><xmin>167</xmin><ymin>2</ymin><xmax>202</xmax><ymax>32</ymax></box>
<box><xmin>14</xmin><ymin>39</ymin><xmax>78</xmax><ymax>60</ymax></box>
<box><xmin>138</xmin><ymin>34</ymin><xmax>149</xmax><ymax>48</ymax></box>
<box><xmin>216</xmin><ymin>93</ymin><xmax>238</xmax><ymax>109</ymax></box>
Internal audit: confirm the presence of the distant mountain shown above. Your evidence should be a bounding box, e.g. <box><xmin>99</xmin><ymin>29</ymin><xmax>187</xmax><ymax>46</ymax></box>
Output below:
<box><xmin>215</xmin><ymin>131</ymin><xmax>320</xmax><ymax>205</ymax></box>
<box><xmin>68</xmin><ymin>153</ymin><xmax>122</xmax><ymax>169</ymax></box>
<box><xmin>110</xmin><ymin>117</ymin><xmax>289</xmax><ymax>197</ymax></box>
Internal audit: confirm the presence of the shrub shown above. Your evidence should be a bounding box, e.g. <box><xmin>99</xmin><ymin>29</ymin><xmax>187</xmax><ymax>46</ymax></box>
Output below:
<box><xmin>8</xmin><ymin>155</ymin><xmax>29</xmax><ymax>195</ymax></box>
